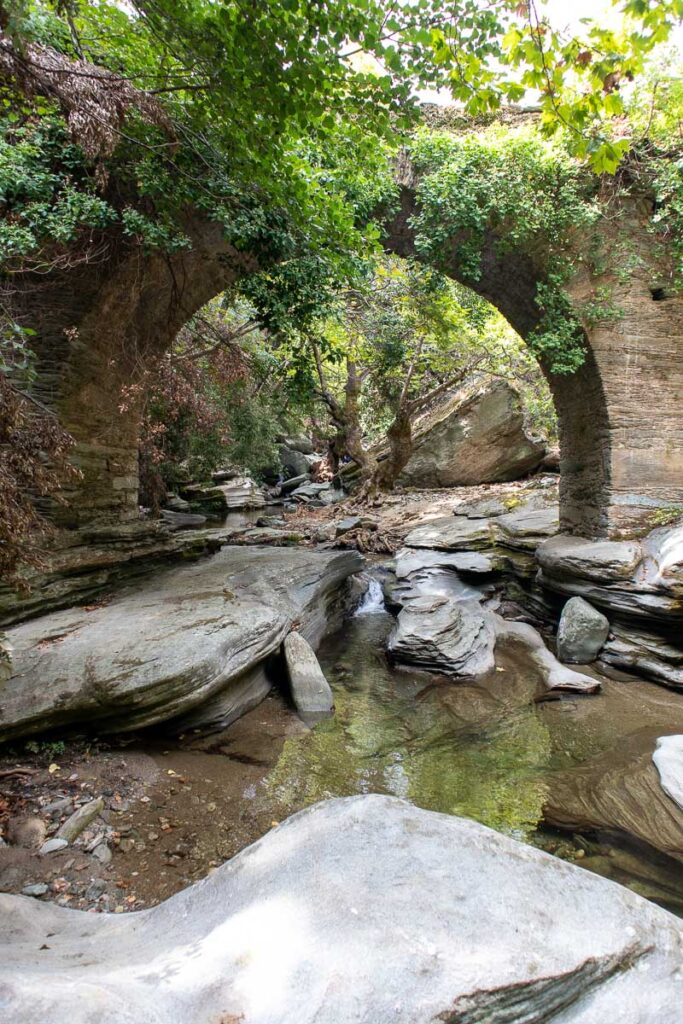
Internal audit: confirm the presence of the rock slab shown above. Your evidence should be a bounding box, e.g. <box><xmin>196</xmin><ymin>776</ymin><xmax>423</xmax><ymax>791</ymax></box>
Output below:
<box><xmin>557</xmin><ymin>596</ymin><xmax>610</xmax><ymax>664</ymax></box>
<box><xmin>0</xmin><ymin>547</ymin><xmax>361</xmax><ymax>741</ymax></box>
<box><xmin>1</xmin><ymin>795</ymin><xmax>682</xmax><ymax>1024</ymax></box>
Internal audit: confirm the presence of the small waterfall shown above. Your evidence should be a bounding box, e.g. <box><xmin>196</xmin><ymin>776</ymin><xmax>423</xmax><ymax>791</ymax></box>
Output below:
<box><xmin>354</xmin><ymin>578</ymin><xmax>386</xmax><ymax>616</ymax></box>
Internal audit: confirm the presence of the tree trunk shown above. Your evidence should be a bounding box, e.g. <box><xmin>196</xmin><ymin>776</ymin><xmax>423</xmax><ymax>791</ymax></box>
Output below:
<box><xmin>342</xmin><ymin>360</ymin><xmax>377</xmax><ymax>485</ymax></box>
<box><xmin>372</xmin><ymin>407</ymin><xmax>413</xmax><ymax>493</ymax></box>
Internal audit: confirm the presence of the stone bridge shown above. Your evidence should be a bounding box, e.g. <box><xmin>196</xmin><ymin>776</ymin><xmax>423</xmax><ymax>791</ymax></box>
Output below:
<box><xmin>9</xmin><ymin>165</ymin><xmax>683</xmax><ymax>550</ymax></box>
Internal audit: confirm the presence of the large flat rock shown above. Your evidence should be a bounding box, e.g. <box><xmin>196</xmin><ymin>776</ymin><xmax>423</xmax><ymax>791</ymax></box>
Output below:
<box><xmin>404</xmin><ymin>516</ymin><xmax>494</xmax><ymax>551</ymax></box>
<box><xmin>0</xmin><ymin>547</ymin><xmax>361</xmax><ymax>741</ymax></box>
<box><xmin>1</xmin><ymin>795</ymin><xmax>681</xmax><ymax>1024</ymax></box>
<box><xmin>538</xmin><ymin>536</ymin><xmax>643</xmax><ymax>583</ymax></box>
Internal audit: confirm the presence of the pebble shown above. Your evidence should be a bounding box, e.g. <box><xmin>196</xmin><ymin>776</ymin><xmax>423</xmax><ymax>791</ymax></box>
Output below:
<box><xmin>93</xmin><ymin>843</ymin><xmax>113</xmax><ymax>865</ymax></box>
<box><xmin>44</xmin><ymin>797</ymin><xmax>73</xmax><ymax>816</ymax></box>
<box><xmin>21</xmin><ymin>883</ymin><xmax>49</xmax><ymax>898</ymax></box>
<box><xmin>85</xmin><ymin>879</ymin><xmax>107</xmax><ymax>900</ymax></box>
<box><xmin>39</xmin><ymin>838</ymin><xmax>69</xmax><ymax>856</ymax></box>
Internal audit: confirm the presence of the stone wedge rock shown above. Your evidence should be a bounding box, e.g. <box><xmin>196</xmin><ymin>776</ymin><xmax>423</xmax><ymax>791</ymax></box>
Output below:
<box><xmin>56</xmin><ymin>798</ymin><xmax>105</xmax><ymax>843</ymax></box>
<box><xmin>283</xmin><ymin>631</ymin><xmax>334</xmax><ymax>724</ymax></box>
<box><xmin>1</xmin><ymin>547</ymin><xmax>361</xmax><ymax>741</ymax></box>
<box><xmin>1</xmin><ymin>795</ymin><xmax>682</xmax><ymax>1024</ymax></box>
<box><xmin>652</xmin><ymin>735</ymin><xmax>683</xmax><ymax>811</ymax></box>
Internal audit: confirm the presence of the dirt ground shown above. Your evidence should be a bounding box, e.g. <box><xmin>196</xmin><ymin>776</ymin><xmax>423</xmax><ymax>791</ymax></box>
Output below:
<box><xmin>0</xmin><ymin>693</ymin><xmax>304</xmax><ymax>912</ymax></box>
<box><xmin>285</xmin><ymin>475</ymin><xmax>558</xmax><ymax>551</ymax></box>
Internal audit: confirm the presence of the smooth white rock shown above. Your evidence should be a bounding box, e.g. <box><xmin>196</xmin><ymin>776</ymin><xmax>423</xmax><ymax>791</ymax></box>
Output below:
<box><xmin>1</xmin><ymin>796</ymin><xmax>682</xmax><ymax>1024</ymax></box>
<box><xmin>653</xmin><ymin>735</ymin><xmax>683</xmax><ymax>810</ymax></box>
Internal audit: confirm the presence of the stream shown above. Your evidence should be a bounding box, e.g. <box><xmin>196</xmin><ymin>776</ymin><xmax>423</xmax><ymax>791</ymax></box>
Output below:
<box><xmin>2</xmin><ymin>568</ymin><xmax>682</xmax><ymax>917</ymax></box>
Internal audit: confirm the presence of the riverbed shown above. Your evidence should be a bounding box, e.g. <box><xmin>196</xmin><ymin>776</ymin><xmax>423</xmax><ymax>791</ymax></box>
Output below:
<box><xmin>2</xmin><ymin>590</ymin><xmax>682</xmax><ymax>916</ymax></box>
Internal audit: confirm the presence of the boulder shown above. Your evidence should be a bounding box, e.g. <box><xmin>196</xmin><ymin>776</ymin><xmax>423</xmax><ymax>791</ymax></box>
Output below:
<box><xmin>1</xmin><ymin>795</ymin><xmax>682</xmax><ymax>1024</ymax></box>
<box><xmin>388</xmin><ymin>595</ymin><xmax>496</xmax><ymax>676</ymax></box>
<box><xmin>396</xmin><ymin>380</ymin><xmax>546</xmax><ymax>487</ymax></box>
<box><xmin>0</xmin><ymin>547</ymin><xmax>362</xmax><ymax>741</ymax></box>
<box><xmin>557</xmin><ymin>596</ymin><xmax>610</xmax><ymax>664</ymax></box>
<box><xmin>279</xmin><ymin>473</ymin><xmax>309</xmax><ymax>494</ymax></box>
<box><xmin>279</xmin><ymin>434</ymin><xmax>316</xmax><ymax>455</ymax></box>
<box><xmin>652</xmin><ymin>736</ymin><xmax>683</xmax><ymax>811</ymax></box>
<box><xmin>290</xmin><ymin>482</ymin><xmax>343</xmax><ymax>506</ymax></box>
<box><xmin>279</xmin><ymin>445</ymin><xmax>311</xmax><ymax>479</ymax></box>
<box><xmin>283</xmin><ymin>631</ymin><xmax>334</xmax><ymax>723</ymax></box>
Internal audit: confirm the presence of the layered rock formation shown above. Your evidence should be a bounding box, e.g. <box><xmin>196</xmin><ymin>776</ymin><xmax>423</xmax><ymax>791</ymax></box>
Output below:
<box><xmin>537</xmin><ymin>523</ymin><xmax>683</xmax><ymax>688</ymax></box>
<box><xmin>2</xmin><ymin>795</ymin><xmax>682</xmax><ymax>1024</ymax></box>
<box><xmin>395</xmin><ymin>380</ymin><xmax>546</xmax><ymax>488</ymax></box>
<box><xmin>0</xmin><ymin>547</ymin><xmax>361</xmax><ymax>741</ymax></box>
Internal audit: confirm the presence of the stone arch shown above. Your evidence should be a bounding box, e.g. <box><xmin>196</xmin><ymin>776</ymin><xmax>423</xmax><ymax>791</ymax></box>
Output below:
<box><xmin>384</xmin><ymin>177</ymin><xmax>683</xmax><ymax>538</ymax></box>
<box><xmin>7</xmin><ymin>175</ymin><xmax>683</xmax><ymax>551</ymax></box>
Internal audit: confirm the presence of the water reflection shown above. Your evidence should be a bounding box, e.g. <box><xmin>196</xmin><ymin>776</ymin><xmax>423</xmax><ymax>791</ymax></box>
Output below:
<box><xmin>264</xmin><ymin>613</ymin><xmax>550</xmax><ymax>840</ymax></box>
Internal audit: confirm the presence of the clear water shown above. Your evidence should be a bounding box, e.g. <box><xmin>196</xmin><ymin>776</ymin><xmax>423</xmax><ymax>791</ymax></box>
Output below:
<box><xmin>258</xmin><ymin>610</ymin><xmax>683</xmax><ymax>914</ymax></box>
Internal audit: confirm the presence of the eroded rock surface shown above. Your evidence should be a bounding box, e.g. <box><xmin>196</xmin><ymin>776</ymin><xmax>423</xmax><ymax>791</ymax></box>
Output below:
<box><xmin>537</xmin><ymin>524</ymin><xmax>683</xmax><ymax>688</ymax></box>
<box><xmin>0</xmin><ymin>547</ymin><xmax>361</xmax><ymax>741</ymax></box>
<box><xmin>388</xmin><ymin>596</ymin><xmax>496</xmax><ymax>676</ymax></box>
<box><xmin>1</xmin><ymin>795</ymin><xmax>681</xmax><ymax>1024</ymax></box>
<box><xmin>545</xmin><ymin>730</ymin><xmax>683</xmax><ymax>863</ymax></box>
